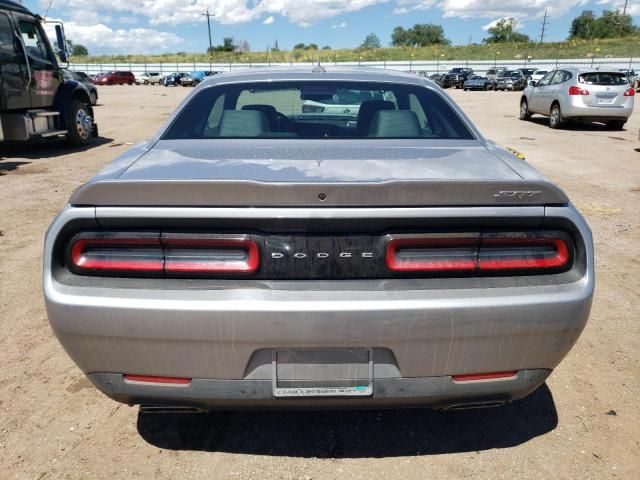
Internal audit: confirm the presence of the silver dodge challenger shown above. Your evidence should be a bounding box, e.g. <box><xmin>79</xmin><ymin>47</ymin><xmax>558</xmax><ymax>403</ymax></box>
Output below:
<box><xmin>44</xmin><ymin>67</ymin><xmax>594</xmax><ymax>411</ymax></box>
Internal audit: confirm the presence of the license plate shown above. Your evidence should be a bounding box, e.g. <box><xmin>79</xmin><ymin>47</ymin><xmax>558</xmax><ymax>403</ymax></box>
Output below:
<box><xmin>596</xmin><ymin>94</ymin><xmax>617</xmax><ymax>104</ymax></box>
<box><xmin>273</xmin><ymin>348</ymin><xmax>373</xmax><ymax>398</ymax></box>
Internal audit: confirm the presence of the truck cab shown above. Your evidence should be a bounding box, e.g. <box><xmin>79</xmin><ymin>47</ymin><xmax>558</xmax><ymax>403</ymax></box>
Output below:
<box><xmin>0</xmin><ymin>0</ymin><xmax>96</xmax><ymax>145</ymax></box>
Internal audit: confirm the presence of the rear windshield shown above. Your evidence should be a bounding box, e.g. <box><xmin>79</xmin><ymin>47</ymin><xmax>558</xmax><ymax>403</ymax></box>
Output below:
<box><xmin>163</xmin><ymin>81</ymin><xmax>475</xmax><ymax>140</ymax></box>
<box><xmin>578</xmin><ymin>72</ymin><xmax>628</xmax><ymax>86</ymax></box>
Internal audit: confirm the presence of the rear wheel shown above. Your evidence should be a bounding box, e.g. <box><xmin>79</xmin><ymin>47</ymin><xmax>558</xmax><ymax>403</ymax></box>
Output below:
<box><xmin>519</xmin><ymin>99</ymin><xmax>531</xmax><ymax>121</ymax></box>
<box><xmin>128</xmin><ymin>81</ymin><xmax>133</xmax><ymax>85</ymax></box>
<box><xmin>89</xmin><ymin>90</ymin><xmax>98</xmax><ymax>106</ymax></box>
<box><xmin>606</xmin><ymin>120</ymin><xmax>626</xmax><ymax>130</ymax></box>
<box><xmin>549</xmin><ymin>103</ymin><xmax>564</xmax><ymax>129</ymax></box>
<box><xmin>65</xmin><ymin>100</ymin><xmax>93</xmax><ymax>146</ymax></box>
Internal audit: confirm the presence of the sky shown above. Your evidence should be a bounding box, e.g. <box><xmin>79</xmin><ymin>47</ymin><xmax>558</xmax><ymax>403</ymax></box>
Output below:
<box><xmin>23</xmin><ymin>0</ymin><xmax>640</xmax><ymax>55</ymax></box>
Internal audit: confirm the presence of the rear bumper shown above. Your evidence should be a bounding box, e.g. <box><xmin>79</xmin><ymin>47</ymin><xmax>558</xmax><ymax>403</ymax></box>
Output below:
<box><xmin>88</xmin><ymin>369</ymin><xmax>551</xmax><ymax>409</ymax></box>
<box><xmin>44</xmin><ymin>205</ymin><xmax>594</xmax><ymax>408</ymax></box>
<box><xmin>562</xmin><ymin>98</ymin><xmax>633</xmax><ymax>119</ymax></box>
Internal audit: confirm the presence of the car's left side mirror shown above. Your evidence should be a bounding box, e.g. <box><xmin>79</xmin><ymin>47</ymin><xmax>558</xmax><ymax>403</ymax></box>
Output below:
<box><xmin>528</xmin><ymin>80</ymin><xmax>538</xmax><ymax>87</ymax></box>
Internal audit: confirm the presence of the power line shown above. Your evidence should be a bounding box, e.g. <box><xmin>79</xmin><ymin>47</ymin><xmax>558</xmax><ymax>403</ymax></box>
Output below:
<box><xmin>202</xmin><ymin>9</ymin><xmax>215</xmax><ymax>54</ymax></box>
<box><xmin>539</xmin><ymin>9</ymin><xmax>549</xmax><ymax>44</ymax></box>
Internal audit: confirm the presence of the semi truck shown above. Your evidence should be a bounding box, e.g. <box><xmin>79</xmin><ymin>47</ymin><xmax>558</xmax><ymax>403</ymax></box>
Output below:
<box><xmin>0</xmin><ymin>0</ymin><xmax>96</xmax><ymax>146</ymax></box>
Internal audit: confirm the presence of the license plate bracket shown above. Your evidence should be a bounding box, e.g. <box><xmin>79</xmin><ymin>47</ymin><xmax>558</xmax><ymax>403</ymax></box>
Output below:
<box><xmin>272</xmin><ymin>348</ymin><xmax>373</xmax><ymax>398</ymax></box>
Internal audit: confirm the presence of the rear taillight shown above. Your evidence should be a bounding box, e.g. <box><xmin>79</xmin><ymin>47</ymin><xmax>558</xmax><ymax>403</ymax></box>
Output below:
<box><xmin>386</xmin><ymin>234</ymin><xmax>478</xmax><ymax>272</ymax></box>
<box><xmin>163</xmin><ymin>234</ymin><xmax>259</xmax><ymax>274</ymax></box>
<box><xmin>386</xmin><ymin>232</ymin><xmax>572</xmax><ymax>274</ymax></box>
<box><xmin>623</xmin><ymin>88</ymin><xmax>635</xmax><ymax>97</ymax></box>
<box><xmin>568</xmin><ymin>86</ymin><xmax>589</xmax><ymax>96</ymax></box>
<box><xmin>69</xmin><ymin>233</ymin><xmax>164</xmax><ymax>274</ymax></box>
<box><xmin>67</xmin><ymin>233</ymin><xmax>259</xmax><ymax>277</ymax></box>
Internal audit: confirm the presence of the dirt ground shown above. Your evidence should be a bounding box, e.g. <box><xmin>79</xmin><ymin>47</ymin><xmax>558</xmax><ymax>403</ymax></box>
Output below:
<box><xmin>1</xmin><ymin>84</ymin><xmax>638</xmax><ymax>480</ymax></box>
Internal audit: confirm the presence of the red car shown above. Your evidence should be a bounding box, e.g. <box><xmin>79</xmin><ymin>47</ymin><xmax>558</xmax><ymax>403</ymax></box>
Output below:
<box><xmin>93</xmin><ymin>71</ymin><xmax>136</xmax><ymax>85</ymax></box>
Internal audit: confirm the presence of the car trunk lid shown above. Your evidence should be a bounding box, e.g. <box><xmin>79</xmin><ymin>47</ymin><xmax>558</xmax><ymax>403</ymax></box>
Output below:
<box><xmin>71</xmin><ymin>140</ymin><xmax>568</xmax><ymax>207</ymax></box>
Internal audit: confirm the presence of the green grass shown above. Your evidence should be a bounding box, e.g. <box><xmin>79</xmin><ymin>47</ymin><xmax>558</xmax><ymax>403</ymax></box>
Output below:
<box><xmin>71</xmin><ymin>36</ymin><xmax>640</xmax><ymax>65</ymax></box>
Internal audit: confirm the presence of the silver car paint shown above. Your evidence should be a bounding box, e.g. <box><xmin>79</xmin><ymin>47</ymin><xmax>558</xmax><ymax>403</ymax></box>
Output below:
<box><xmin>44</xmin><ymin>67</ymin><xmax>594</xmax><ymax>408</ymax></box>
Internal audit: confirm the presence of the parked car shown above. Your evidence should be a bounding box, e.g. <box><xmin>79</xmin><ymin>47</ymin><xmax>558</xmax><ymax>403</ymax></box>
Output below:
<box><xmin>62</xmin><ymin>70</ymin><xmax>99</xmax><ymax>106</ymax></box>
<box><xmin>485</xmin><ymin>67</ymin><xmax>507</xmax><ymax>81</ymax></box>
<box><xmin>519</xmin><ymin>68</ymin><xmax>538</xmax><ymax>80</ymax></box>
<box><xmin>163</xmin><ymin>72</ymin><xmax>189</xmax><ymax>86</ymax></box>
<box><xmin>530</xmin><ymin>69</ymin><xmax>551</xmax><ymax>84</ymax></box>
<box><xmin>428</xmin><ymin>73</ymin><xmax>444</xmax><ymax>87</ymax></box>
<box><xmin>44</xmin><ymin>67</ymin><xmax>593</xmax><ymax>412</ymax></box>
<box><xmin>137</xmin><ymin>72</ymin><xmax>163</xmax><ymax>85</ymax></box>
<box><xmin>93</xmin><ymin>71</ymin><xmax>136</xmax><ymax>86</ymax></box>
<box><xmin>619</xmin><ymin>69</ymin><xmax>639</xmax><ymax>90</ymax></box>
<box><xmin>520</xmin><ymin>68</ymin><xmax>635</xmax><ymax>129</ymax></box>
<box><xmin>463</xmin><ymin>75</ymin><xmax>495</xmax><ymax>91</ymax></box>
<box><xmin>496</xmin><ymin>70</ymin><xmax>527</xmax><ymax>91</ymax></box>
<box><xmin>441</xmin><ymin>68</ymin><xmax>474</xmax><ymax>89</ymax></box>
<box><xmin>180</xmin><ymin>71</ymin><xmax>217</xmax><ymax>87</ymax></box>
<box><xmin>301</xmin><ymin>88</ymin><xmax>387</xmax><ymax>116</ymax></box>
<box><xmin>87</xmin><ymin>72</ymin><xmax>103</xmax><ymax>83</ymax></box>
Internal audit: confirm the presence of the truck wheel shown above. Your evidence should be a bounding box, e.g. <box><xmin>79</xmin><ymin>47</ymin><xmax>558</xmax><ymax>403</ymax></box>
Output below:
<box><xmin>66</xmin><ymin>100</ymin><xmax>94</xmax><ymax>147</ymax></box>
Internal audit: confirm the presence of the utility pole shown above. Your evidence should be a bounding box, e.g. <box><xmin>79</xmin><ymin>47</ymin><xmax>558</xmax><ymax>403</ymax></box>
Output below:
<box><xmin>539</xmin><ymin>9</ymin><xmax>548</xmax><ymax>44</ymax></box>
<box><xmin>619</xmin><ymin>0</ymin><xmax>629</xmax><ymax>36</ymax></box>
<box><xmin>202</xmin><ymin>9</ymin><xmax>215</xmax><ymax>55</ymax></box>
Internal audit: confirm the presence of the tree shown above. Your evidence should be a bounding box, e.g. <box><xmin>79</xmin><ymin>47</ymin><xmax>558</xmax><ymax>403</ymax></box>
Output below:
<box><xmin>71</xmin><ymin>44</ymin><xmax>88</xmax><ymax>56</ymax></box>
<box><xmin>569</xmin><ymin>9</ymin><xmax>637</xmax><ymax>39</ymax></box>
<box><xmin>569</xmin><ymin>10</ymin><xmax>595</xmax><ymax>39</ymax></box>
<box><xmin>208</xmin><ymin>37</ymin><xmax>237</xmax><ymax>54</ymax></box>
<box><xmin>391</xmin><ymin>24</ymin><xmax>449</xmax><ymax>47</ymax></box>
<box><xmin>360</xmin><ymin>33</ymin><xmax>381</xmax><ymax>49</ymax></box>
<box><xmin>322</xmin><ymin>45</ymin><xmax>331</xmax><ymax>50</ymax></box>
<box><xmin>484</xmin><ymin>18</ymin><xmax>530</xmax><ymax>43</ymax></box>
<box><xmin>293</xmin><ymin>43</ymin><xmax>305</xmax><ymax>50</ymax></box>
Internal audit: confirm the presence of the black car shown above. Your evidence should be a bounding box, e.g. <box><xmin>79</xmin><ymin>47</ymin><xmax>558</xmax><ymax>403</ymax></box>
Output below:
<box><xmin>428</xmin><ymin>73</ymin><xmax>444</xmax><ymax>86</ymax></box>
<box><xmin>463</xmin><ymin>75</ymin><xmax>496</xmax><ymax>91</ymax></box>
<box><xmin>519</xmin><ymin>68</ymin><xmax>537</xmax><ymax>80</ymax></box>
<box><xmin>441</xmin><ymin>68</ymin><xmax>474</xmax><ymax>89</ymax></box>
<box><xmin>163</xmin><ymin>72</ymin><xmax>189</xmax><ymax>87</ymax></box>
<box><xmin>62</xmin><ymin>70</ymin><xmax>99</xmax><ymax>105</ymax></box>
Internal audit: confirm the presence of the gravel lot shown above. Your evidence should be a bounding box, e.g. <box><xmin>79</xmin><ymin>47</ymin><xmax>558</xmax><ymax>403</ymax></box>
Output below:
<box><xmin>0</xmin><ymin>84</ymin><xmax>638</xmax><ymax>480</ymax></box>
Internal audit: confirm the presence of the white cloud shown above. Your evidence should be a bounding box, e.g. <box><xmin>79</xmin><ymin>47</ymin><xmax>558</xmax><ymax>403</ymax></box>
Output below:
<box><xmin>40</xmin><ymin>0</ymin><xmax>635</xmax><ymax>37</ymax></box>
<box><xmin>263</xmin><ymin>15</ymin><xmax>275</xmax><ymax>24</ymax></box>
<box><xmin>438</xmin><ymin>0</ymin><xmax>589</xmax><ymax>20</ymax></box>
<box><xmin>331</xmin><ymin>21</ymin><xmax>348</xmax><ymax>29</ymax></box>
<box><xmin>482</xmin><ymin>17</ymin><xmax>524</xmax><ymax>31</ymax></box>
<box><xmin>598</xmin><ymin>0</ymin><xmax>640</xmax><ymax>16</ymax></box>
<box><xmin>44</xmin><ymin>20</ymin><xmax>183</xmax><ymax>54</ymax></box>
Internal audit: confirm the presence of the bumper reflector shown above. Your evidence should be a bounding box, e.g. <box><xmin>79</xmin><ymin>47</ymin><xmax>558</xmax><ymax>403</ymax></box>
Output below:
<box><xmin>452</xmin><ymin>371</ymin><xmax>518</xmax><ymax>382</ymax></box>
<box><xmin>124</xmin><ymin>374</ymin><xmax>191</xmax><ymax>385</ymax></box>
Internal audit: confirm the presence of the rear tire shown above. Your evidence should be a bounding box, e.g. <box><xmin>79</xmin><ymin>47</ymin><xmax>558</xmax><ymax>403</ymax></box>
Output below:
<box><xmin>89</xmin><ymin>91</ymin><xmax>98</xmax><ymax>106</ymax></box>
<box><xmin>549</xmin><ymin>103</ymin><xmax>564</xmax><ymax>129</ymax></box>
<box><xmin>606</xmin><ymin>120</ymin><xmax>626</xmax><ymax>130</ymax></box>
<box><xmin>65</xmin><ymin>100</ymin><xmax>93</xmax><ymax>147</ymax></box>
<box><xmin>519</xmin><ymin>99</ymin><xmax>531</xmax><ymax>121</ymax></box>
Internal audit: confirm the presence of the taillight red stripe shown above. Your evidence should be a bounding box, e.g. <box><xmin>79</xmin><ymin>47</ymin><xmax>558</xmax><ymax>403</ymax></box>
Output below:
<box><xmin>124</xmin><ymin>374</ymin><xmax>191</xmax><ymax>385</ymax></box>
<box><xmin>70</xmin><ymin>238</ymin><xmax>164</xmax><ymax>272</ymax></box>
<box><xmin>478</xmin><ymin>237</ymin><xmax>569</xmax><ymax>270</ymax></box>
<box><xmin>452</xmin><ymin>371</ymin><xmax>518</xmax><ymax>381</ymax></box>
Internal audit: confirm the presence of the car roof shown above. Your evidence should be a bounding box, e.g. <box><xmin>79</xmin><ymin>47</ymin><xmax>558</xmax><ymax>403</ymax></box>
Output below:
<box><xmin>200</xmin><ymin>66</ymin><xmax>432</xmax><ymax>88</ymax></box>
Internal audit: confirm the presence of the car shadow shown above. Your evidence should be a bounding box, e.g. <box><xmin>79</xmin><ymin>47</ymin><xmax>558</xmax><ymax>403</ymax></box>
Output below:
<box><xmin>528</xmin><ymin>117</ymin><xmax>627</xmax><ymax>132</ymax></box>
<box><xmin>0</xmin><ymin>136</ymin><xmax>113</xmax><ymax>160</ymax></box>
<box><xmin>136</xmin><ymin>384</ymin><xmax>557</xmax><ymax>458</ymax></box>
<box><xmin>0</xmin><ymin>161</ymin><xmax>30</xmax><ymax>176</ymax></box>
